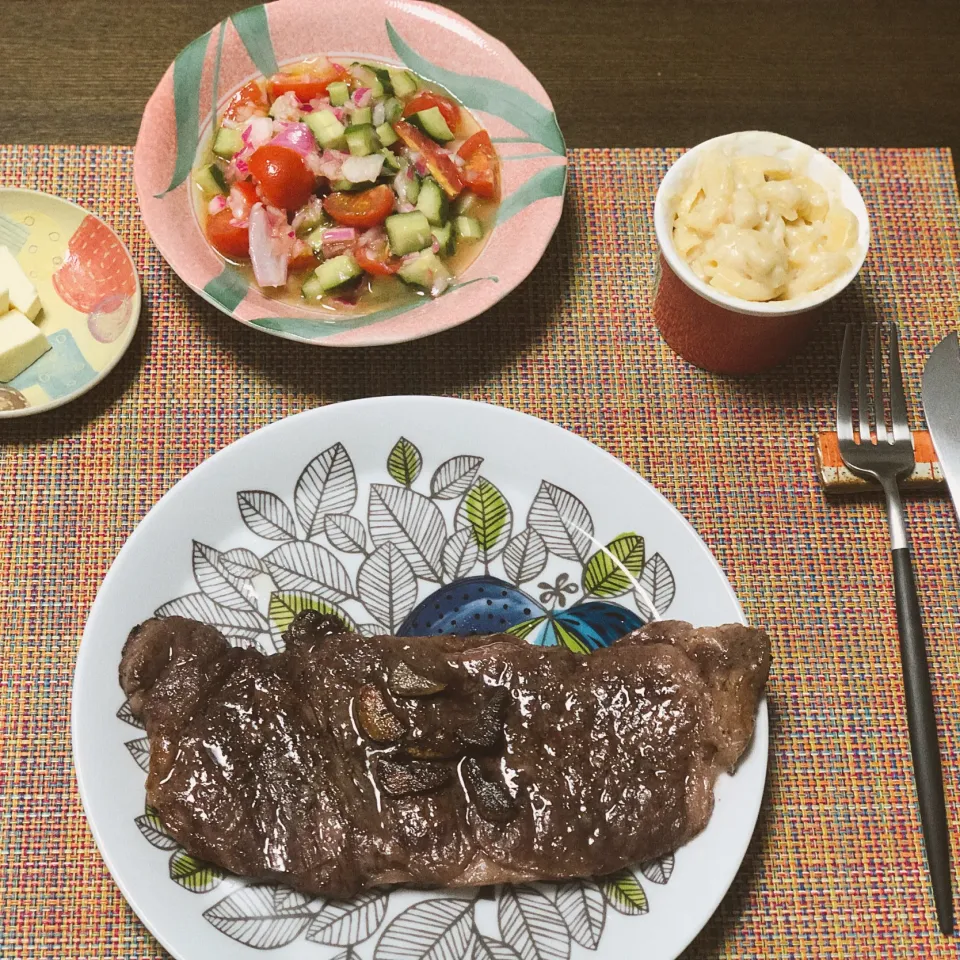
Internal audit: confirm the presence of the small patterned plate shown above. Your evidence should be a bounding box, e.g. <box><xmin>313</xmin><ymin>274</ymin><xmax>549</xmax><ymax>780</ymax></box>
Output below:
<box><xmin>0</xmin><ymin>189</ymin><xmax>140</xmax><ymax>418</ymax></box>
<box><xmin>73</xmin><ymin>397</ymin><xmax>767</xmax><ymax>960</ymax></box>
<box><xmin>134</xmin><ymin>0</ymin><xmax>567</xmax><ymax>347</ymax></box>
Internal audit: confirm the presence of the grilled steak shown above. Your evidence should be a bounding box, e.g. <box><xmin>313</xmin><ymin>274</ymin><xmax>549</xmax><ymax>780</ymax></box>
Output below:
<box><xmin>119</xmin><ymin>614</ymin><xmax>769</xmax><ymax>897</ymax></box>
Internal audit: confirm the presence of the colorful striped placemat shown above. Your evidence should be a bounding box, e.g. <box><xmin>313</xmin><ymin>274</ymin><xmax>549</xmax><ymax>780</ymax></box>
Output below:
<box><xmin>1</xmin><ymin>145</ymin><xmax>959</xmax><ymax>959</ymax></box>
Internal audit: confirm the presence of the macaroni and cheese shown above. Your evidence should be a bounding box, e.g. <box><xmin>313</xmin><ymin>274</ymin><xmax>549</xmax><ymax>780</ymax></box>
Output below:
<box><xmin>671</xmin><ymin>148</ymin><xmax>859</xmax><ymax>301</ymax></box>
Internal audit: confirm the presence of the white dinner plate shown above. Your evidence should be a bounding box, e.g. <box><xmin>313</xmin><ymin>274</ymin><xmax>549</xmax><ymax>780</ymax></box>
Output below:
<box><xmin>72</xmin><ymin>397</ymin><xmax>767</xmax><ymax>960</ymax></box>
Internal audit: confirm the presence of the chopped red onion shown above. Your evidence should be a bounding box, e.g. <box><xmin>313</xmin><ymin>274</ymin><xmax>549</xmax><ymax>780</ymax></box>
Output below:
<box><xmin>304</xmin><ymin>152</ymin><xmax>324</xmax><ymax>176</ymax></box>
<box><xmin>431</xmin><ymin>237</ymin><xmax>441</xmax><ymax>254</ymax></box>
<box><xmin>372</xmin><ymin>101</ymin><xmax>386</xmax><ymax>127</ymax></box>
<box><xmin>352</xmin><ymin>87</ymin><xmax>372</xmax><ymax>108</ymax></box>
<box><xmin>228</xmin><ymin>185</ymin><xmax>252</xmax><ymax>219</ymax></box>
<box><xmin>322</xmin><ymin>226</ymin><xmax>358</xmax><ymax>259</ymax></box>
<box><xmin>397</xmin><ymin>200</ymin><xmax>416</xmax><ymax>214</ymax></box>
<box><xmin>414</xmin><ymin>157</ymin><xmax>429</xmax><ymax>177</ymax></box>
<box><xmin>248</xmin><ymin>203</ymin><xmax>289</xmax><ymax>287</ymax></box>
<box><xmin>270</xmin><ymin>91</ymin><xmax>303</xmax><ymax>123</ymax></box>
<box><xmin>431</xmin><ymin>271</ymin><xmax>450</xmax><ymax>296</ymax></box>
<box><xmin>269</xmin><ymin>122</ymin><xmax>318</xmax><ymax>158</ymax></box>
<box><xmin>323</xmin><ymin>227</ymin><xmax>358</xmax><ymax>243</ymax></box>
<box><xmin>332</xmin><ymin>107</ymin><xmax>346</xmax><ymax>124</ymax></box>
<box><xmin>342</xmin><ymin>154</ymin><xmax>384</xmax><ymax>183</ymax></box>
<box><xmin>207</xmin><ymin>195</ymin><xmax>228</xmax><ymax>215</ymax></box>
<box><xmin>358</xmin><ymin>226</ymin><xmax>386</xmax><ymax>247</ymax></box>
<box><xmin>318</xmin><ymin>149</ymin><xmax>347</xmax><ymax>180</ymax></box>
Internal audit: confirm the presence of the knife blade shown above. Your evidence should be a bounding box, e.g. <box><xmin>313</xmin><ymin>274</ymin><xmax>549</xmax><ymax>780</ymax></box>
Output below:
<box><xmin>922</xmin><ymin>331</ymin><xmax>960</xmax><ymax>521</ymax></box>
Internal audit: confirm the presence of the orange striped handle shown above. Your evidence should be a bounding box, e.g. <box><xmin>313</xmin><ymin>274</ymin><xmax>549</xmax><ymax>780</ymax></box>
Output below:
<box><xmin>817</xmin><ymin>431</ymin><xmax>944</xmax><ymax>492</ymax></box>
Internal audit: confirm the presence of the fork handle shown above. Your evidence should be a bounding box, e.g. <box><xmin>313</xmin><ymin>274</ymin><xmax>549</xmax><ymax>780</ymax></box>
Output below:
<box><xmin>893</xmin><ymin>546</ymin><xmax>954</xmax><ymax>935</ymax></box>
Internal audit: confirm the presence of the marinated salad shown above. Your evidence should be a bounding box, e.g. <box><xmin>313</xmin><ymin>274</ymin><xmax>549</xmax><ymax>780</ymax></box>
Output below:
<box><xmin>192</xmin><ymin>57</ymin><xmax>500</xmax><ymax>312</ymax></box>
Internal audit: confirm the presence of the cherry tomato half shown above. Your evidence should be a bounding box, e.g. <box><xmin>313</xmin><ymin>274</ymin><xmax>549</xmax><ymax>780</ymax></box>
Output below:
<box><xmin>457</xmin><ymin>130</ymin><xmax>500</xmax><ymax>201</ymax></box>
<box><xmin>248</xmin><ymin>144</ymin><xmax>316</xmax><ymax>210</ymax></box>
<box><xmin>206</xmin><ymin>209</ymin><xmax>249</xmax><ymax>260</ymax></box>
<box><xmin>222</xmin><ymin>80</ymin><xmax>269</xmax><ymax>123</ymax></box>
<box><xmin>401</xmin><ymin>92</ymin><xmax>461</xmax><ymax>133</ymax></box>
<box><xmin>392</xmin><ymin>121</ymin><xmax>463</xmax><ymax>198</ymax></box>
<box><xmin>323</xmin><ymin>185</ymin><xmax>396</xmax><ymax>228</ymax></box>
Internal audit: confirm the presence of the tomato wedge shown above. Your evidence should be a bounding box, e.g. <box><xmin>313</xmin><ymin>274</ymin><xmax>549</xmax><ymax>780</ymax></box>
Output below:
<box><xmin>323</xmin><ymin>185</ymin><xmax>395</xmax><ymax>228</ymax></box>
<box><xmin>249</xmin><ymin>145</ymin><xmax>316</xmax><ymax>210</ymax></box>
<box><xmin>206</xmin><ymin>209</ymin><xmax>249</xmax><ymax>260</ymax></box>
<box><xmin>401</xmin><ymin>92</ymin><xmax>461</xmax><ymax>133</ymax></box>
<box><xmin>355</xmin><ymin>235</ymin><xmax>402</xmax><ymax>275</ymax></box>
<box><xmin>457</xmin><ymin>130</ymin><xmax>500</xmax><ymax>201</ymax></box>
<box><xmin>268</xmin><ymin>61</ymin><xmax>349</xmax><ymax>101</ymax></box>
<box><xmin>222</xmin><ymin>80</ymin><xmax>269</xmax><ymax>122</ymax></box>
<box><xmin>393</xmin><ymin>121</ymin><xmax>463</xmax><ymax>198</ymax></box>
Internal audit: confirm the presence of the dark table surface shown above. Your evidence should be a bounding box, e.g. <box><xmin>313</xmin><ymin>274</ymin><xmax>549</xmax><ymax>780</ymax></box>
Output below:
<box><xmin>6</xmin><ymin>0</ymin><xmax>959</xmax><ymax>164</ymax></box>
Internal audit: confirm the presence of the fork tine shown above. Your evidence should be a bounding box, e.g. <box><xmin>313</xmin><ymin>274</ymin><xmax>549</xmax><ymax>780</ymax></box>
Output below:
<box><xmin>888</xmin><ymin>322</ymin><xmax>911</xmax><ymax>442</ymax></box>
<box><xmin>874</xmin><ymin>324</ymin><xmax>888</xmax><ymax>443</ymax></box>
<box><xmin>858</xmin><ymin>324</ymin><xmax>872</xmax><ymax>443</ymax></box>
<box><xmin>837</xmin><ymin>324</ymin><xmax>854</xmax><ymax>443</ymax></box>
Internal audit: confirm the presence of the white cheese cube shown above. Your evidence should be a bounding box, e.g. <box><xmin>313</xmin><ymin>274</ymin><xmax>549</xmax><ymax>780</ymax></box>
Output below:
<box><xmin>0</xmin><ymin>285</ymin><xmax>8</xmax><ymax>313</ymax></box>
<box><xmin>0</xmin><ymin>246</ymin><xmax>42</xmax><ymax>320</ymax></box>
<box><xmin>0</xmin><ymin>309</ymin><xmax>50</xmax><ymax>381</ymax></box>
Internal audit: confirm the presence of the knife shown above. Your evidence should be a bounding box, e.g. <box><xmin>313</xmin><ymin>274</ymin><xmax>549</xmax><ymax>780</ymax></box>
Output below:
<box><xmin>923</xmin><ymin>331</ymin><xmax>960</xmax><ymax>522</ymax></box>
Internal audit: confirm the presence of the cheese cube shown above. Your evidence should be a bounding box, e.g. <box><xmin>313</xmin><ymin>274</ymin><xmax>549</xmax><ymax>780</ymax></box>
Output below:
<box><xmin>0</xmin><ymin>285</ymin><xmax>8</xmax><ymax>313</ymax></box>
<box><xmin>0</xmin><ymin>310</ymin><xmax>50</xmax><ymax>381</ymax></box>
<box><xmin>0</xmin><ymin>246</ymin><xmax>42</xmax><ymax>320</ymax></box>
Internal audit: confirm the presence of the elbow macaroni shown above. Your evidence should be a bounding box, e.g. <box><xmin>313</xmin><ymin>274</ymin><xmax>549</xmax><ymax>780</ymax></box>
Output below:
<box><xmin>671</xmin><ymin>149</ymin><xmax>859</xmax><ymax>301</ymax></box>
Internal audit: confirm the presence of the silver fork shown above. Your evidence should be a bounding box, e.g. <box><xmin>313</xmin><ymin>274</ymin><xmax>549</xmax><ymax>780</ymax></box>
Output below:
<box><xmin>837</xmin><ymin>322</ymin><xmax>953</xmax><ymax>935</ymax></box>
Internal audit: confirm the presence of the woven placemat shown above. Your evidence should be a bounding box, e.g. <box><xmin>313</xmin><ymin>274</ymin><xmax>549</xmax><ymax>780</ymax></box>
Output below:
<box><xmin>1</xmin><ymin>145</ymin><xmax>960</xmax><ymax>959</ymax></box>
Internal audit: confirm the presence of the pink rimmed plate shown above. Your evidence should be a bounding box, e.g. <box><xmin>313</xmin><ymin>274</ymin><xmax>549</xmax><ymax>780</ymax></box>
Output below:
<box><xmin>134</xmin><ymin>0</ymin><xmax>567</xmax><ymax>347</ymax></box>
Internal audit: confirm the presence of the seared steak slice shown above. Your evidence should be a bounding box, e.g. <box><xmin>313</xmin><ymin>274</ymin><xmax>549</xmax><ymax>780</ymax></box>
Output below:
<box><xmin>119</xmin><ymin>615</ymin><xmax>769</xmax><ymax>897</ymax></box>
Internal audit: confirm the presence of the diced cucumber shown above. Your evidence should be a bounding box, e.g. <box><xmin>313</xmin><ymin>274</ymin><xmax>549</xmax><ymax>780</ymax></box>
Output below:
<box><xmin>306</xmin><ymin>109</ymin><xmax>346</xmax><ymax>149</ymax></box>
<box><xmin>416</xmin><ymin>177</ymin><xmax>448</xmax><ymax>226</ymax></box>
<box><xmin>193</xmin><ymin>163</ymin><xmax>227</xmax><ymax>195</ymax></box>
<box><xmin>455</xmin><ymin>190</ymin><xmax>484</xmax><ymax>217</ymax></box>
<box><xmin>372</xmin><ymin>67</ymin><xmax>394</xmax><ymax>95</ymax></box>
<box><xmin>350</xmin><ymin>65</ymin><xmax>384</xmax><ymax>99</ymax></box>
<box><xmin>385</xmin><ymin>211</ymin><xmax>433</xmax><ymax>256</ymax></box>
<box><xmin>344</xmin><ymin>124</ymin><xmax>379</xmax><ymax>157</ymax></box>
<box><xmin>411</xmin><ymin>106</ymin><xmax>455</xmax><ymax>142</ymax></box>
<box><xmin>404</xmin><ymin>171</ymin><xmax>421</xmax><ymax>204</ymax></box>
<box><xmin>313</xmin><ymin>254</ymin><xmax>363</xmax><ymax>292</ymax></box>
<box><xmin>328</xmin><ymin>81</ymin><xmax>349</xmax><ymax>107</ymax></box>
<box><xmin>382</xmin><ymin>97</ymin><xmax>403</xmax><ymax>124</ymax></box>
<box><xmin>213</xmin><ymin>127</ymin><xmax>243</xmax><ymax>158</ymax></box>
<box><xmin>389</xmin><ymin>69</ymin><xmax>418</xmax><ymax>98</ymax></box>
<box><xmin>331</xmin><ymin>178</ymin><xmax>364</xmax><ymax>191</ymax></box>
<box><xmin>305</xmin><ymin>225</ymin><xmax>328</xmax><ymax>254</ymax></box>
<box><xmin>398</xmin><ymin>251</ymin><xmax>451</xmax><ymax>293</ymax></box>
<box><xmin>380</xmin><ymin>147</ymin><xmax>401</xmax><ymax>172</ymax></box>
<box><xmin>432</xmin><ymin>222</ymin><xmax>454</xmax><ymax>256</ymax></box>
<box><xmin>301</xmin><ymin>275</ymin><xmax>326</xmax><ymax>300</ymax></box>
<box><xmin>376</xmin><ymin>123</ymin><xmax>399</xmax><ymax>148</ymax></box>
<box><xmin>351</xmin><ymin>106</ymin><xmax>373</xmax><ymax>127</ymax></box>
<box><xmin>455</xmin><ymin>215</ymin><xmax>483</xmax><ymax>241</ymax></box>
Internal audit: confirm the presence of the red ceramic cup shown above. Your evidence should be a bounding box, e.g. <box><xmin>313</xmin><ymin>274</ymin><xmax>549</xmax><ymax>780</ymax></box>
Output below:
<box><xmin>652</xmin><ymin>132</ymin><xmax>870</xmax><ymax>375</ymax></box>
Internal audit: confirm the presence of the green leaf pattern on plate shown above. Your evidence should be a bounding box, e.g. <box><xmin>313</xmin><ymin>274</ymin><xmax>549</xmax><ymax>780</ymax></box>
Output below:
<box><xmin>582</xmin><ymin>533</ymin><xmax>646</xmax><ymax>598</ymax></box>
<box><xmin>387</xmin><ymin>20</ymin><xmax>565</xmax><ymax>155</ymax></box>
<box><xmin>387</xmin><ymin>437</ymin><xmax>423</xmax><ymax>487</ymax></box>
